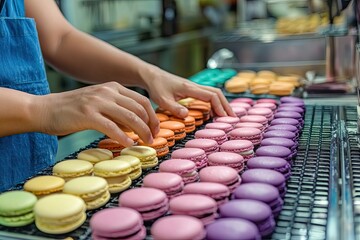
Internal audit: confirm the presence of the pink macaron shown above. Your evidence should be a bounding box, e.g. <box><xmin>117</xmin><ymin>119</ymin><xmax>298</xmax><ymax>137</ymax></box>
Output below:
<box><xmin>239</xmin><ymin>115</ymin><xmax>268</xmax><ymax>128</ymax></box>
<box><xmin>207</xmin><ymin>152</ymin><xmax>244</xmax><ymax>172</ymax></box>
<box><xmin>171</xmin><ymin>148</ymin><xmax>208</xmax><ymax>169</ymax></box>
<box><xmin>169</xmin><ymin>194</ymin><xmax>218</xmax><ymax>225</ymax></box>
<box><xmin>151</xmin><ymin>215</ymin><xmax>205</xmax><ymax>240</ymax></box>
<box><xmin>228</xmin><ymin>127</ymin><xmax>263</xmax><ymax>146</ymax></box>
<box><xmin>143</xmin><ymin>172</ymin><xmax>184</xmax><ymax>199</ymax></box>
<box><xmin>195</xmin><ymin>129</ymin><xmax>228</xmax><ymax>145</ymax></box>
<box><xmin>252</xmin><ymin>103</ymin><xmax>277</xmax><ymax>111</ymax></box>
<box><xmin>247</xmin><ymin>108</ymin><xmax>273</xmax><ymax>121</ymax></box>
<box><xmin>231</xmin><ymin>107</ymin><xmax>247</xmax><ymax>118</ymax></box>
<box><xmin>199</xmin><ymin>166</ymin><xmax>241</xmax><ymax>193</ymax></box>
<box><xmin>90</xmin><ymin>207</ymin><xmax>146</xmax><ymax>240</ymax></box>
<box><xmin>256</xmin><ymin>98</ymin><xmax>278</xmax><ymax>105</ymax></box>
<box><xmin>185</xmin><ymin>139</ymin><xmax>219</xmax><ymax>155</ymax></box>
<box><xmin>231</xmin><ymin>98</ymin><xmax>254</xmax><ymax>105</ymax></box>
<box><xmin>159</xmin><ymin>159</ymin><xmax>199</xmax><ymax>184</ymax></box>
<box><xmin>229</xmin><ymin>102</ymin><xmax>252</xmax><ymax>110</ymax></box>
<box><xmin>205</xmin><ymin>122</ymin><xmax>234</xmax><ymax>134</ymax></box>
<box><xmin>234</xmin><ymin>122</ymin><xmax>265</xmax><ymax>132</ymax></box>
<box><xmin>183</xmin><ymin>182</ymin><xmax>230</xmax><ymax>206</ymax></box>
<box><xmin>214</xmin><ymin>116</ymin><xmax>241</xmax><ymax>127</ymax></box>
<box><xmin>118</xmin><ymin>187</ymin><xmax>169</xmax><ymax>221</ymax></box>
<box><xmin>220</xmin><ymin>140</ymin><xmax>255</xmax><ymax>161</ymax></box>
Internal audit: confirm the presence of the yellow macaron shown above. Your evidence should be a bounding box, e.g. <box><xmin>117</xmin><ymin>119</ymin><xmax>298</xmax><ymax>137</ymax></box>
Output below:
<box><xmin>77</xmin><ymin>148</ymin><xmax>113</xmax><ymax>164</ymax></box>
<box><xmin>24</xmin><ymin>176</ymin><xmax>65</xmax><ymax>198</ymax></box>
<box><xmin>113</xmin><ymin>155</ymin><xmax>142</xmax><ymax>180</ymax></box>
<box><xmin>225</xmin><ymin>79</ymin><xmax>248</xmax><ymax>93</ymax></box>
<box><xmin>63</xmin><ymin>176</ymin><xmax>110</xmax><ymax>210</ymax></box>
<box><xmin>94</xmin><ymin>160</ymin><xmax>132</xmax><ymax>193</ymax></box>
<box><xmin>53</xmin><ymin>159</ymin><xmax>93</xmax><ymax>181</ymax></box>
<box><xmin>121</xmin><ymin>146</ymin><xmax>158</xmax><ymax>169</ymax></box>
<box><xmin>34</xmin><ymin>194</ymin><xmax>86</xmax><ymax>234</ymax></box>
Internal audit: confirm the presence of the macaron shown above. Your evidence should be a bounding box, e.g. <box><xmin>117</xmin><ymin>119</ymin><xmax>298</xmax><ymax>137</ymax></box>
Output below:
<box><xmin>151</xmin><ymin>215</ymin><xmax>205</xmax><ymax>240</ymax></box>
<box><xmin>237</xmin><ymin>70</ymin><xmax>256</xmax><ymax>79</ymax></box>
<box><xmin>214</xmin><ymin>116</ymin><xmax>241</xmax><ymax>127</ymax></box>
<box><xmin>113</xmin><ymin>155</ymin><xmax>142</xmax><ymax>180</ymax></box>
<box><xmin>63</xmin><ymin>176</ymin><xmax>110</xmax><ymax>210</ymax></box>
<box><xmin>185</xmin><ymin>139</ymin><xmax>219</xmax><ymax>155</ymax></box>
<box><xmin>143</xmin><ymin>172</ymin><xmax>184</xmax><ymax>199</ymax></box>
<box><xmin>239</xmin><ymin>115</ymin><xmax>268</xmax><ymax>128</ymax></box>
<box><xmin>170</xmin><ymin>116</ymin><xmax>196</xmax><ymax>133</ymax></box>
<box><xmin>280</xmin><ymin>102</ymin><xmax>305</xmax><ymax>109</ymax></box>
<box><xmin>228</xmin><ymin>127</ymin><xmax>262</xmax><ymax>146</ymax></box>
<box><xmin>232</xmin><ymin>183</ymin><xmax>283</xmax><ymax>217</ymax></box>
<box><xmin>261</xmin><ymin>137</ymin><xmax>298</xmax><ymax>158</ymax></box>
<box><xmin>187</xmin><ymin>110</ymin><xmax>205</xmax><ymax>126</ymax></box>
<box><xmin>256</xmin><ymin>98</ymin><xmax>278</xmax><ymax>105</ymax></box>
<box><xmin>34</xmin><ymin>193</ymin><xmax>86</xmax><ymax>234</ymax></box>
<box><xmin>229</xmin><ymin>102</ymin><xmax>251</xmax><ymax>110</ymax></box>
<box><xmin>230</xmin><ymin>98</ymin><xmax>254</xmax><ymax>105</ymax></box>
<box><xmin>169</xmin><ymin>194</ymin><xmax>217</xmax><ymax>225</ymax></box>
<box><xmin>199</xmin><ymin>166</ymin><xmax>241</xmax><ymax>193</ymax></box>
<box><xmin>267</xmin><ymin>124</ymin><xmax>299</xmax><ymax>136</ymax></box>
<box><xmin>234</xmin><ymin>122</ymin><xmax>265</xmax><ymax>132</ymax></box>
<box><xmin>263</xmin><ymin>130</ymin><xmax>297</xmax><ymax>141</ymax></box>
<box><xmin>207</xmin><ymin>152</ymin><xmax>244</xmax><ymax>172</ymax></box>
<box><xmin>206</xmin><ymin>218</ymin><xmax>261</xmax><ymax>240</ymax></box>
<box><xmin>24</xmin><ymin>176</ymin><xmax>65</xmax><ymax>198</ymax></box>
<box><xmin>247</xmin><ymin>107</ymin><xmax>273</xmax><ymax>121</ymax></box>
<box><xmin>256</xmin><ymin>145</ymin><xmax>293</xmax><ymax>162</ymax></box>
<box><xmin>183</xmin><ymin>182</ymin><xmax>230</xmax><ymax>206</ymax></box>
<box><xmin>270</xmin><ymin>118</ymin><xmax>301</xmax><ymax>129</ymax></box>
<box><xmin>52</xmin><ymin>159</ymin><xmax>93</xmax><ymax>181</ymax></box>
<box><xmin>98</xmin><ymin>138</ymin><xmax>133</xmax><ymax>157</ymax></box>
<box><xmin>171</xmin><ymin>148</ymin><xmax>208</xmax><ymax>169</ymax></box>
<box><xmin>94</xmin><ymin>160</ymin><xmax>132</xmax><ymax>193</ymax></box>
<box><xmin>219</xmin><ymin>199</ymin><xmax>276</xmax><ymax>237</ymax></box>
<box><xmin>159</xmin><ymin>159</ymin><xmax>199</xmax><ymax>184</ymax></box>
<box><xmin>277</xmin><ymin>106</ymin><xmax>304</xmax><ymax>115</ymax></box>
<box><xmin>257</xmin><ymin>70</ymin><xmax>277</xmax><ymax>79</ymax></box>
<box><xmin>118</xmin><ymin>187</ymin><xmax>169</xmax><ymax>221</ymax></box>
<box><xmin>138</xmin><ymin>137</ymin><xmax>169</xmax><ymax>158</ymax></box>
<box><xmin>159</xmin><ymin>121</ymin><xmax>186</xmax><ymax>141</ymax></box>
<box><xmin>188</xmin><ymin>104</ymin><xmax>211</xmax><ymax>121</ymax></box>
<box><xmin>231</xmin><ymin>106</ymin><xmax>247</xmax><ymax>118</ymax></box>
<box><xmin>156</xmin><ymin>113</ymin><xmax>170</xmax><ymax>122</ymax></box>
<box><xmin>121</xmin><ymin>146</ymin><xmax>158</xmax><ymax>169</ymax></box>
<box><xmin>0</xmin><ymin>191</ymin><xmax>37</xmax><ymax>227</ymax></box>
<box><xmin>241</xmin><ymin>169</ymin><xmax>287</xmax><ymax>198</ymax></box>
<box><xmin>225</xmin><ymin>79</ymin><xmax>248</xmax><ymax>93</ymax></box>
<box><xmin>90</xmin><ymin>207</ymin><xmax>146</xmax><ymax>240</ymax></box>
<box><xmin>195</xmin><ymin>129</ymin><xmax>228</xmax><ymax>145</ymax></box>
<box><xmin>157</xmin><ymin>128</ymin><xmax>175</xmax><ymax>147</ymax></box>
<box><xmin>280</xmin><ymin>96</ymin><xmax>304</xmax><ymax>104</ymax></box>
<box><xmin>252</xmin><ymin>102</ymin><xmax>277</xmax><ymax>111</ymax></box>
<box><xmin>248</xmin><ymin>156</ymin><xmax>291</xmax><ymax>179</ymax></box>
<box><xmin>220</xmin><ymin>140</ymin><xmax>255</xmax><ymax>161</ymax></box>
<box><xmin>274</xmin><ymin>111</ymin><xmax>303</xmax><ymax>125</ymax></box>
<box><xmin>205</xmin><ymin>122</ymin><xmax>234</xmax><ymax>134</ymax></box>
<box><xmin>77</xmin><ymin>148</ymin><xmax>113</xmax><ymax>164</ymax></box>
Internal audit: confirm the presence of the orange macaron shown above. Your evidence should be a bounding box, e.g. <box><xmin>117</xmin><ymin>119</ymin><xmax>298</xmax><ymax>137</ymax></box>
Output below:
<box><xmin>187</xmin><ymin>110</ymin><xmax>204</xmax><ymax>126</ymax></box>
<box><xmin>157</xmin><ymin>129</ymin><xmax>175</xmax><ymax>147</ymax></box>
<box><xmin>156</xmin><ymin>113</ymin><xmax>170</xmax><ymax>122</ymax></box>
<box><xmin>160</xmin><ymin>121</ymin><xmax>186</xmax><ymax>141</ymax></box>
<box><xmin>138</xmin><ymin>137</ymin><xmax>169</xmax><ymax>157</ymax></box>
<box><xmin>169</xmin><ymin>116</ymin><xmax>196</xmax><ymax>133</ymax></box>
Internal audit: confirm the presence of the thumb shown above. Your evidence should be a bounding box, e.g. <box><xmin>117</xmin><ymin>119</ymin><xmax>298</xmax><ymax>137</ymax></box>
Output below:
<box><xmin>160</xmin><ymin>100</ymin><xmax>188</xmax><ymax>118</ymax></box>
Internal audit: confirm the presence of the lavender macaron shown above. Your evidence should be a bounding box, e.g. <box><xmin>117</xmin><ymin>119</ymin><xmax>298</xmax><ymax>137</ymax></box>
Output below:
<box><xmin>280</xmin><ymin>96</ymin><xmax>304</xmax><ymax>104</ymax></box>
<box><xmin>276</xmin><ymin>106</ymin><xmax>304</xmax><ymax>115</ymax></box>
<box><xmin>263</xmin><ymin>130</ymin><xmax>297</xmax><ymax>141</ymax></box>
<box><xmin>256</xmin><ymin>146</ymin><xmax>292</xmax><ymax>162</ymax></box>
<box><xmin>241</xmin><ymin>169</ymin><xmax>287</xmax><ymax>198</ymax></box>
<box><xmin>247</xmin><ymin>156</ymin><xmax>291</xmax><ymax>180</ymax></box>
<box><xmin>267</xmin><ymin>124</ymin><xmax>300</xmax><ymax>136</ymax></box>
<box><xmin>270</xmin><ymin>118</ymin><xmax>301</xmax><ymax>130</ymax></box>
<box><xmin>206</xmin><ymin>218</ymin><xmax>261</xmax><ymax>240</ymax></box>
<box><xmin>274</xmin><ymin>112</ymin><xmax>303</xmax><ymax>126</ymax></box>
<box><xmin>261</xmin><ymin>137</ymin><xmax>298</xmax><ymax>158</ymax></box>
<box><xmin>219</xmin><ymin>199</ymin><xmax>276</xmax><ymax>237</ymax></box>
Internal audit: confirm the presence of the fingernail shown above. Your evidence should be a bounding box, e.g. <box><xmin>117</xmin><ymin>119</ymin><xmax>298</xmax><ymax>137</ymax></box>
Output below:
<box><xmin>179</xmin><ymin>108</ymin><xmax>188</xmax><ymax>117</ymax></box>
<box><xmin>125</xmin><ymin>138</ymin><xmax>134</xmax><ymax>146</ymax></box>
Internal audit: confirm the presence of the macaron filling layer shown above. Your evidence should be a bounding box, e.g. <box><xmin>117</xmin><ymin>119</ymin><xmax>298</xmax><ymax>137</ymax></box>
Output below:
<box><xmin>0</xmin><ymin>212</ymin><xmax>34</xmax><ymax>227</ymax></box>
<box><xmin>93</xmin><ymin>225</ymin><xmax>146</xmax><ymax>240</ymax></box>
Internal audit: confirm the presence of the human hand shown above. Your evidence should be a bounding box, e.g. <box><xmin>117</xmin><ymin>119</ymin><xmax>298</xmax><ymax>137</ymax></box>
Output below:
<box><xmin>143</xmin><ymin>68</ymin><xmax>235</xmax><ymax>118</ymax></box>
<box><xmin>33</xmin><ymin>82</ymin><xmax>159</xmax><ymax>146</ymax></box>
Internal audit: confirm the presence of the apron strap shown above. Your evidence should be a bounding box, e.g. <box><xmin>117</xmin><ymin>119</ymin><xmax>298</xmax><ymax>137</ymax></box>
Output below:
<box><xmin>0</xmin><ymin>0</ymin><xmax>5</xmax><ymax>14</ymax></box>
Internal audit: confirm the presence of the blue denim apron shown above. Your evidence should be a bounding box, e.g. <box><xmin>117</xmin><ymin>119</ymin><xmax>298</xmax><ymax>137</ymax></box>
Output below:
<box><xmin>0</xmin><ymin>0</ymin><xmax>57</xmax><ymax>192</ymax></box>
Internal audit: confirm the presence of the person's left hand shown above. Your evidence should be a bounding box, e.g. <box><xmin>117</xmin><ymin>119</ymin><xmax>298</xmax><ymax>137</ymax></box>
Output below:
<box><xmin>143</xmin><ymin>67</ymin><xmax>235</xmax><ymax>119</ymax></box>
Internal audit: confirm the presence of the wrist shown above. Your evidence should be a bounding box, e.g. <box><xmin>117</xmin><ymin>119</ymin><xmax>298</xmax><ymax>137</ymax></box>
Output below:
<box><xmin>28</xmin><ymin>94</ymin><xmax>53</xmax><ymax>134</ymax></box>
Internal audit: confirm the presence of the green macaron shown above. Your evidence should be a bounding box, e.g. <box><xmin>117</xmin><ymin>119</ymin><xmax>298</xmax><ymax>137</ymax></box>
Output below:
<box><xmin>0</xmin><ymin>190</ymin><xmax>37</xmax><ymax>227</ymax></box>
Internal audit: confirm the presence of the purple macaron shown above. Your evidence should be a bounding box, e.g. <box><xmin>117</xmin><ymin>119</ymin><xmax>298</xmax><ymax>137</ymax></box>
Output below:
<box><xmin>247</xmin><ymin>156</ymin><xmax>291</xmax><ymax>180</ymax></box>
<box><xmin>206</xmin><ymin>218</ymin><xmax>261</xmax><ymax>240</ymax></box>
<box><xmin>263</xmin><ymin>130</ymin><xmax>297</xmax><ymax>141</ymax></box>
<box><xmin>185</xmin><ymin>139</ymin><xmax>219</xmax><ymax>156</ymax></box>
<box><xmin>270</xmin><ymin>118</ymin><xmax>301</xmax><ymax>129</ymax></box>
<box><xmin>195</xmin><ymin>129</ymin><xmax>228</xmax><ymax>145</ymax></box>
<box><xmin>261</xmin><ymin>137</ymin><xmax>298</xmax><ymax>158</ymax></box>
<box><xmin>280</xmin><ymin>96</ymin><xmax>304</xmax><ymax>104</ymax></box>
<box><xmin>219</xmin><ymin>199</ymin><xmax>276</xmax><ymax>237</ymax></box>
<box><xmin>232</xmin><ymin>183</ymin><xmax>283</xmax><ymax>217</ymax></box>
<box><xmin>267</xmin><ymin>124</ymin><xmax>300</xmax><ymax>136</ymax></box>
<box><xmin>280</xmin><ymin>102</ymin><xmax>305</xmax><ymax>109</ymax></box>
<box><xmin>276</xmin><ymin>106</ymin><xmax>304</xmax><ymax>115</ymax></box>
<box><xmin>274</xmin><ymin>112</ymin><xmax>303</xmax><ymax>125</ymax></box>
<box><xmin>255</xmin><ymin>146</ymin><xmax>292</xmax><ymax>162</ymax></box>
<box><xmin>241</xmin><ymin>169</ymin><xmax>287</xmax><ymax>198</ymax></box>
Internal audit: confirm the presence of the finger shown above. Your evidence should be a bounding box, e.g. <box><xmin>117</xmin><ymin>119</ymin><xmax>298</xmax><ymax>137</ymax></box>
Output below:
<box><xmin>114</xmin><ymin>94</ymin><xmax>149</xmax><ymax>125</ymax></box>
<box><xmin>156</xmin><ymin>95</ymin><xmax>189</xmax><ymax>119</ymax></box>
<box><xmin>91</xmin><ymin>114</ymin><xmax>133</xmax><ymax>147</ymax></box>
<box><xmin>199</xmin><ymin>85</ymin><xmax>236</xmax><ymax>117</ymax></box>
<box><xmin>118</xmin><ymin>87</ymin><xmax>160</xmax><ymax>137</ymax></box>
<box><xmin>100</xmin><ymin>102</ymin><xmax>154</xmax><ymax>144</ymax></box>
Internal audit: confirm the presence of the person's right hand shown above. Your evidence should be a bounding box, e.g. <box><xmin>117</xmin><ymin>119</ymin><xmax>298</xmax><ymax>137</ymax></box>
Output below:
<box><xmin>33</xmin><ymin>82</ymin><xmax>159</xmax><ymax>147</ymax></box>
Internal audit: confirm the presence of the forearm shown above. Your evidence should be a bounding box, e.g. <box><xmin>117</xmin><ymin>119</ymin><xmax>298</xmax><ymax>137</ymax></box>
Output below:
<box><xmin>0</xmin><ymin>88</ymin><xmax>42</xmax><ymax>137</ymax></box>
<box><xmin>45</xmin><ymin>29</ymin><xmax>158</xmax><ymax>89</ymax></box>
